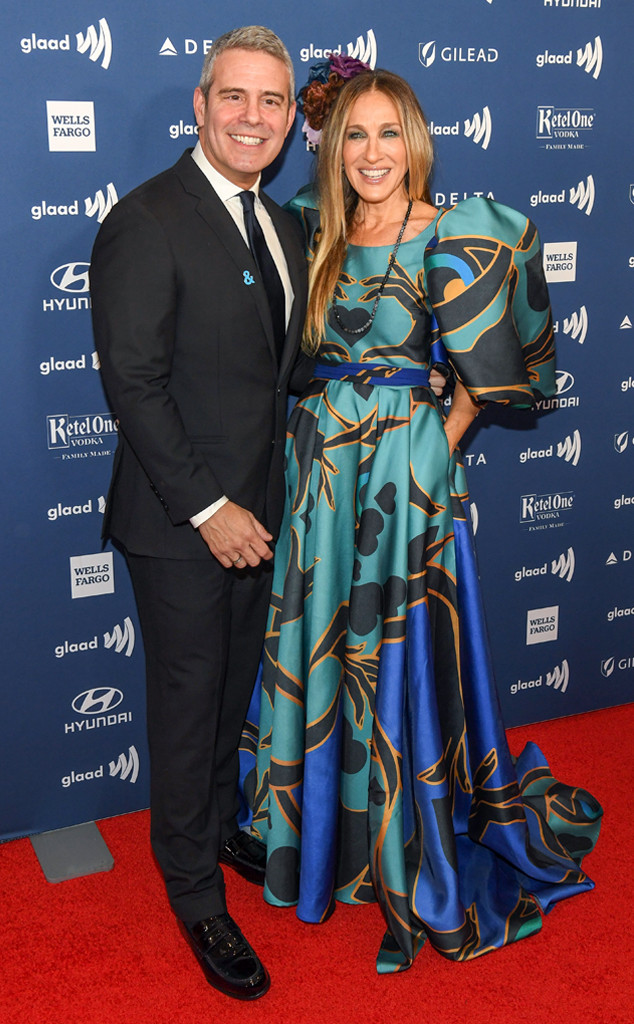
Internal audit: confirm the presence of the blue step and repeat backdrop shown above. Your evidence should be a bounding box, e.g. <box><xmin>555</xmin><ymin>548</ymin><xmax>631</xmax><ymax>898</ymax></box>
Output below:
<box><xmin>1</xmin><ymin>0</ymin><xmax>631</xmax><ymax>842</ymax></box>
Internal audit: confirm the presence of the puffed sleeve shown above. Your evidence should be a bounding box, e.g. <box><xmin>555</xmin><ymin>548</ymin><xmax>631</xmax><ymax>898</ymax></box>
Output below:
<box><xmin>284</xmin><ymin>184</ymin><xmax>321</xmax><ymax>258</ymax></box>
<box><xmin>424</xmin><ymin>198</ymin><xmax>556</xmax><ymax>407</ymax></box>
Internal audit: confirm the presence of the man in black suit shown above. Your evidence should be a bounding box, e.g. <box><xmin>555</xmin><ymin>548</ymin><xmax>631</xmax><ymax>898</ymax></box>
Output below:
<box><xmin>90</xmin><ymin>26</ymin><xmax>307</xmax><ymax>1000</ymax></box>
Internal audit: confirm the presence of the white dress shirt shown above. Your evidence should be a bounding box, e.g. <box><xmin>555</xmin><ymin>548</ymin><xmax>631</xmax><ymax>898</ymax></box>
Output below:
<box><xmin>189</xmin><ymin>142</ymin><xmax>294</xmax><ymax>528</ymax></box>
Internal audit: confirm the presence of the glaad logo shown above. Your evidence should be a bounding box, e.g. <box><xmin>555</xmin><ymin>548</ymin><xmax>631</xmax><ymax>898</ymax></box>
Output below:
<box><xmin>470</xmin><ymin>502</ymin><xmax>479</xmax><ymax>535</ymax></box>
<box><xmin>464</xmin><ymin>107</ymin><xmax>492</xmax><ymax>149</ymax></box>
<box><xmin>543</xmin><ymin>242</ymin><xmax>577</xmax><ymax>283</ymax></box>
<box><xmin>76</xmin><ymin>19</ymin><xmax>113</xmax><ymax>69</ymax></box>
<box><xmin>72</xmin><ymin>688</ymin><xmax>123</xmax><ymax>714</ymax></box>
<box><xmin>61</xmin><ymin>745</ymin><xmax>139</xmax><ymax>787</ymax></box>
<box><xmin>418</xmin><ymin>40</ymin><xmax>498</xmax><ymax>68</ymax></box>
<box><xmin>520</xmin><ymin>491</ymin><xmax>574</xmax><ymax>531</ymax></box>
<box><xmin>40</xmin><ymin>355</ymin><xmax>89</xmax><ymax>376</ymax></box>
<box><xmin>55</xmin><ymin>636</ymin><xmax>98</xmax><ymax>658</ymax></box>
<box><xmin>62</xmin><ymin>763</ymin><xmax>104</xmax><ymax>788</ymax></box>
<box><xmin>299</xmin><ymin>29</ymin><xmax>377</xmax><ymax>67</ymax></box>
<box><xmin>104</xmin><ymin>617</ymin><xmax>136</xmax><ymax>658</ymax></box>
<box><xmin>553</xmin><ymin>306</ymin><xmax>588</xmax><ymax>345</ymax></box>
<box><xmin>109</xmin><ymin>746</ymin><xmax>140</xmax><ymax>784</ymax></box>
<box><xmin>577</xmin><ymin>36</ymin><xmax>603</xmax><ymax>79</ymax></box>
<box><xmin>530</xmin><ymin>176</ymin><xmax>595</xmax><ymax>215</ymax></box>
<box><xmin>20</xmin><ymin>19</ymin><xmax>112</xmax><ymax>70</ymax></box>
<box><xmin>85</xmin><ymin>184</ymin><xmax>118</xmax><ymax>222</ymax></box>
<box><xmin>614</xmin><ymin>493</ymin><xmax>634</xmax><ymax>511</ymax></box>
<box><xmin>569</xmin><ymin>175</ymin><xmax>595</xmax><ymax>215</ymax></box>
<box><xmin>428</xmin><ymin>108</ymin><xmax>492</xmax><ymax>149</ymax></box>
<box><xmin>31</xmin><ymin>184</ymin><xmax>118</xmax><ymax>223</ymax></box>
<box><xmin>54</xmin><ymin>618</ymin><xmax>133</xmax><ymax>659</ymax></box>
<box><xmin>46</xmin><ymin>101</ymin><xmax>96</xmax><ymax>153</ymax></box>
<box><xmin>514</xmin><ymin>547</ymin><xmax>575</xmax><ymax>582</ymax></box>
<box><xmin>510</xmin><ymin>659</ymin><xmax>569</xmax><ymax>696</ymax></box>
<box><xmin>551</xmin><ymin>547</ymin><xmax>575</xmax><ymax>582</ymax></box>
<box><xmin>545</xmin><ymin>659</ymin><xmax>569</xmax><ymax>693</ymax></box>
<box><xmin>65</xmin><ymin>687</ymin><xmax>132</xmax><ymax>735</ymax></box>
<box><xmin>518</xmin><ymin>430</ymin><xmax>581</xmax><ymax>467</ymax></box>
<box><xmin>607</xmin><ymin>604</ymin><xmax>634</xmax><ymax>623</ymax></box>
<box><xmin>69</xmin><ymin>552</ymin><xmax>115</xmax><ymax>599</ymax></box>
<box><xmin>535</xmin><ymin>36</ymin><xmax>602</xmax><ymax>79</ymax></box>
<box><xmin>526</xmin><ymin>605</ymin><xmax>559</xmax><ymax>645</ymax></box>
<box><xmin>557</xmin><ymin>430</ymin><xmax>582</xmax><ymax>466</ymax></box>
<box><xmin>47</xmin><ymin>497</ymin><xmax>103</xmax><ymax>519</ymax></box>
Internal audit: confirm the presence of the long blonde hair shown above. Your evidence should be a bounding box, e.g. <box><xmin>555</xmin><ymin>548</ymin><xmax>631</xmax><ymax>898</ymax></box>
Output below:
<box><xmin>304</xmin><ymin>70</ymin><xmax>434</xmax><ymax>353</ymax></box>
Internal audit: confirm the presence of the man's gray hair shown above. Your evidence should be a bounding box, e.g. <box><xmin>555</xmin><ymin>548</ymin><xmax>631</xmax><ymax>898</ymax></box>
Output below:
<box><xmin>199</xmin><ymin>26</ymin><xmax>295</xmax><ymax>103</ymax></box>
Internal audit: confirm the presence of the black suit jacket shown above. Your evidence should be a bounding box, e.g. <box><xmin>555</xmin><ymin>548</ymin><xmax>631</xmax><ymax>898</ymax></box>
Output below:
<box><xmin>90</xmin><ymin>150</ymin><xmax>308</xmax><ymax>559</ymax></box>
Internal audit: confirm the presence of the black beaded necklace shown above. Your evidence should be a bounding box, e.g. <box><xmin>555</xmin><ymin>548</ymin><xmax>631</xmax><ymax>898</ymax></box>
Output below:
<box><xmin>331</xmin><ymin>199</ymin><xmax>413</xmax><ymax>335</ymax></box>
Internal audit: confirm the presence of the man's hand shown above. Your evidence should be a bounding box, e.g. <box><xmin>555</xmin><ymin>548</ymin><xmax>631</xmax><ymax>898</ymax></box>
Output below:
<box><xmin>198</xmin><ymin>502</ymin><xmax>274</xmax><ymax>569</ymax></box>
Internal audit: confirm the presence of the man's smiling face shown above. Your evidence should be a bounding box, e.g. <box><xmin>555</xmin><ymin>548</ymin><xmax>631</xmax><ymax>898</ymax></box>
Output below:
<box><xmin>193</xmin><ymin>47</ymin><xmax>296</xmax><ymax>189</ymax></box>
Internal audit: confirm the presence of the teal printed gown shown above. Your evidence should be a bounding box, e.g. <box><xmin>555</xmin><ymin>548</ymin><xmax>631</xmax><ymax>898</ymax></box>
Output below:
<box><xmin>242</xmin><ymin>190</ymin><xmax>602</xmax><ymax>972</ymax></box>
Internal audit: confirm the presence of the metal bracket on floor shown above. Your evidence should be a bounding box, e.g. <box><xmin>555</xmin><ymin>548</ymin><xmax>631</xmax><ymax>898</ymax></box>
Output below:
<box><xmin>30</xmin><ymin>821</ymin><xmax>114</xmax><ymax>882</ymax></box>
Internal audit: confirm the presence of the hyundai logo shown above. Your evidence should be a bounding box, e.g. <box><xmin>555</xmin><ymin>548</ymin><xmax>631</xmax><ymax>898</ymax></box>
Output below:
<box><xmin>50</xmin><ymin>262</ymin><xmax>91</xmax><ymax>293</ymax></box>
<box><xmin>72</xmin><ymin>687</ymin><xmax>124</xmax><ymax>715</ymax></box>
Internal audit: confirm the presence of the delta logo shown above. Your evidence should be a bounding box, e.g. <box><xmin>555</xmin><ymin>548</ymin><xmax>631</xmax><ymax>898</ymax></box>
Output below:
<box><xmin>535</xmin><ymin>36</ymin><xmax>603</xmax><ymax>79</ymax></box>
<box><xmin>20</xmin><ymin>18</ymin><xmax>112</xmax><ymax>69</ymax></box>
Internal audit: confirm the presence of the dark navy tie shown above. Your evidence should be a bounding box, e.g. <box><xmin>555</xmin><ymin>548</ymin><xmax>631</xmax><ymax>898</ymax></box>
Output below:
<box><xmin>239</xmin><ymin>190</ymin><xmax>286</xmax><ymax>361</ymax></box>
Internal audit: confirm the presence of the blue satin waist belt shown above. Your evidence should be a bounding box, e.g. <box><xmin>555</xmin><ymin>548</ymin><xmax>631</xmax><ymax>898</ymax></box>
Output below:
<box><xmin>313</xmin><ymin>362</ymin><xmax>430</xmax><ymax>388</ymax></box>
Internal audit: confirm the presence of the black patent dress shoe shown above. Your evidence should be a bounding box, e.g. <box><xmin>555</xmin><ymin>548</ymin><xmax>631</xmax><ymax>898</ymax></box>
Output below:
<box><xmin>219</xmin><ymin>830</ymin><xmax>266</xmax><ymax>886</ymax></box>
<box><xmin>178</xmin><ymin>914</ymin><xmax>270</xmax><ymax>1000</ymax></box>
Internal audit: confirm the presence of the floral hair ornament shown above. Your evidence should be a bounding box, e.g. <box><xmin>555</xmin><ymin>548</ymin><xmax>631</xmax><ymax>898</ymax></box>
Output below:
<box><xmin>297</xmin><ymin>53</ymin><xmax>371</xmax><ymax>148</ymax></box>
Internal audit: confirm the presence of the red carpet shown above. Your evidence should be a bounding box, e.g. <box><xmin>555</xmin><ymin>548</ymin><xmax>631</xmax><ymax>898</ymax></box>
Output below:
<box><xmin>2</xmin><ymin>703</ymin><xmax>633</xmax><ymax>1024</ymax></box>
